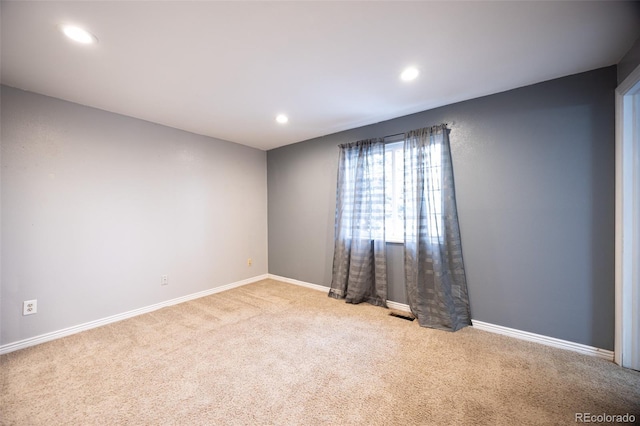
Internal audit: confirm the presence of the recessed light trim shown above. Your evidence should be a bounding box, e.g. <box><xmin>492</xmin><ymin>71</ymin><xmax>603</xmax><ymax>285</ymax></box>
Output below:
<box><xmin>60</xmin><ymin>25</ymin><xmax>98</xmax><ymax>45</ymax></box>
<box><xmin>276</xmin><ymin>114</ymin><xmax>289</xmax><ymax>124</ymax></box>
<box><xmin>400</xmin><ymin>66</ymin><xmax>419</xmax><ymax>82</ymax></box>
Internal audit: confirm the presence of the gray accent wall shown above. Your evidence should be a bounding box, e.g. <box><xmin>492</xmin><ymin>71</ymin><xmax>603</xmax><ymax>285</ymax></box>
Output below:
<box><xmin>618</xmin><ymin>36</ymin><xmax>640</xmax><ymax>85</ymax></box>
<box><xmin>268</xmin><ymin>66</ymin><xmax>616</xmax><ymax>350</ymax></box>
<box><xmin>1</xmin><ymin>86</ymin><xmax>268</xmax><ymax>345</ymax></box>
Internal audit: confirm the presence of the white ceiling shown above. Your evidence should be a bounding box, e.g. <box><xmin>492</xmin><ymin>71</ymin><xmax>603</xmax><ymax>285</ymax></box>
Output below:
<box><xmin>2</xmin><ymin>1</ymin><xmax>639</xmax><ymax>151</ymax></box>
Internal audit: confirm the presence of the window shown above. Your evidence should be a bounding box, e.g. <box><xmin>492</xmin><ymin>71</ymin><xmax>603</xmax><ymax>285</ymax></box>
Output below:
<box><xmin>423</xmin><ymin>141</ymin><xmax>444</xmax><ymax>244</ymax></box>
<box><xmin>385</xmin><ymin>141</ymin><xmax>404</xmax><ymax>242</ymax></box>
<box><xmin>384</xmin><ymin>139</ymin><xmax>443</xmax><ymax>243</ymax></box>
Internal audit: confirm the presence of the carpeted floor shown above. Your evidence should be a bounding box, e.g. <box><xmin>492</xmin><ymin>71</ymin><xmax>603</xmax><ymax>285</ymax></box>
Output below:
<box><xmin>1</xmin><ymin>279</ymin><xmax>639</xmax><ymax>425</ymax></box>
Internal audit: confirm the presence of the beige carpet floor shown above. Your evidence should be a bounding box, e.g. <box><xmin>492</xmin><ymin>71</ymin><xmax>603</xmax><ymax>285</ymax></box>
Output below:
<box><xmin>1</xmin><ymin>279</ymin><xmax>639</xmax><ymax>425</ymax></box>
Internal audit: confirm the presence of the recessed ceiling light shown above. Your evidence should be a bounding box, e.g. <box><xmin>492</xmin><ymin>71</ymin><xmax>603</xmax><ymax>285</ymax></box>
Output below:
<box><xmin>400</xmin><ymin>67</ymin><xmax>419</xmax><ymax>82</ymax></box>
<box><xmin>276</xmin><ymin>114</ymin><xmax>289</xmax><ymax>124</ymax></box>
<box><xmin>60</xmin><ymin>25</ymin><xmax>98</xmax><ymax>45</ymax></box>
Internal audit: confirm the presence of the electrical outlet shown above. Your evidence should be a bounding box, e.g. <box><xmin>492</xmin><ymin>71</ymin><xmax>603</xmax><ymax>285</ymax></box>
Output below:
<box><xmin>247</xmin><ymin>258</ymin><xmax>253</xmax><ymax>267</ymax></box>
<box><xmin>23</xmin><ymin>300</ymin><xmax>37</xmax><ymax>316</ymax></box>
<box><xmin>161</xmin><ymin>275</ymin><xmax>168</xmax><ymax>286</ymax></box>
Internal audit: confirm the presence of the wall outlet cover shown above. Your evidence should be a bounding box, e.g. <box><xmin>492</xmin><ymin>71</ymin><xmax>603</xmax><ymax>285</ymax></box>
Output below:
<box><xmin>23</xmin><ymin>300</ymin><xmax>37</xmax><ymax>316</ymax></box>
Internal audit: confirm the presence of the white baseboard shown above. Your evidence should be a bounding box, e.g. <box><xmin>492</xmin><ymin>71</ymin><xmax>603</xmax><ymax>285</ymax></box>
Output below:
<box><xmin>267</xmin><ymin>275</ymin><xmax>614</xmax><ymax>362</ymax></box>
<box><xmin>2</xmin><ymin>273</ymin><xmax>615</xmax><ymax>363</ymax></box>
<box><xmin>267</xmin><ymin>274</ymin><xmax>411</xmax><ymax>314</ymax></box>
<box><xmin>267</xmin><ymin>274</ymin><xmax>330</xmax><ymax>292</ymax></box>
<box><xmin>472</xmin><ymin>320</ymin><xmax>614</xmax><ymax>361</ymax></box>
<box><xmin>386</xmin><ymin>300</ymin><xmax>412</xmax><ymax>312</ymax></box>
<box><xmin>0</xmin><ymin>274</ymin><xmax>269</xmax><ymax>355</ymax></box>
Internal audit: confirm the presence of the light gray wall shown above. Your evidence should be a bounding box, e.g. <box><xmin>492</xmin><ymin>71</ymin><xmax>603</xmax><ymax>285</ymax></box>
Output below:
<box><xmin>618</xmin><ymin>36</ymin><xmax>640</xmax><ymax>85</ymax></box>
<box><xmin>1</xmin><ymin>86</ymin><xmax>268</xmax><ymax>345</ymax></box>
<box><xmin>268</xmin><ymin>66</ymin><xmax>616</xmax><ymax>350</ymax></box>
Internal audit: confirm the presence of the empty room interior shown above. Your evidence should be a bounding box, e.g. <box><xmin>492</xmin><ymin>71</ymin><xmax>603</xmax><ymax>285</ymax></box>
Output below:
<box><xmin>2</xmin><ymin>1</ymin><xmax>640</xmax><ymax>425</ymax></box>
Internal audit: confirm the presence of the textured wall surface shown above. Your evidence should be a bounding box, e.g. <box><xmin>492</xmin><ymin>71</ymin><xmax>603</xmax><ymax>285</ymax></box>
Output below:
<box><xmin>268</xmin><ymin>66</ymin><xmax>616</xmax><ymax>350</ymax></box>
<box><xmin>0</xmin><ymin>65</ymin><xmax>618</xmax><ymax>350</ymax></box>
<box><xmin>618</xmin><ymin>36</ymin><xmax>640</xmax><ymax>84</ymax></box>
<box><xmin>1</xmin><ymin>86</ymin><xmax>268</xmax><ymax>345</ymax></box>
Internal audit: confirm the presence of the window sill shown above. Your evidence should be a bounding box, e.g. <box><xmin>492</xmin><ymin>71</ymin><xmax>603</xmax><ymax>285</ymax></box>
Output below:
<box><xmin>386</xmin><ymin>239</ymin><xmax>404</xmax><ymax>245</ymax></box>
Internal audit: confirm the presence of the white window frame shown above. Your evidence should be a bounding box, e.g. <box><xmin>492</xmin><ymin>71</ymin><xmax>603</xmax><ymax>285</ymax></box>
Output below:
<box><xmin>384</xmin><ymin>138</ymin><xmax>445</xmax><ymax>244</ymax></box>
<box><xmin>385</xmin><ymin>140</ymin><xmax>405</xmax><ymax>243</ymax></box>
<box><xmin>615</xmin><ymin>63</ymin><xmax>640</xmax><ymax>370</ymax></box>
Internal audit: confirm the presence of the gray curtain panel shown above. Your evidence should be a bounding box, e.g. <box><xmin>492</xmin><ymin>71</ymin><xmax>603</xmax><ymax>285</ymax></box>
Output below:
<box><xmin>404</xmin><ymin>125</ymin><xmax>471</xmax><ymax>331</ymax></box>
<box><xmin>329</xmin><ymin>139</ymin><xmax>387</xmax><ymax>307</ymax></box>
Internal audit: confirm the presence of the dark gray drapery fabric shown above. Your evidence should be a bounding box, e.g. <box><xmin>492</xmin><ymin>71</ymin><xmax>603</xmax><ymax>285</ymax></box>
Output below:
<box><xmin>404</xmin><ymin>125</ymin><xmax>470</xmax><ymax>331</ymax></box>
<box><xmin>329</xmin><ymin>139</ymin><xmax>387</xmax><ymax>307</ymax></box>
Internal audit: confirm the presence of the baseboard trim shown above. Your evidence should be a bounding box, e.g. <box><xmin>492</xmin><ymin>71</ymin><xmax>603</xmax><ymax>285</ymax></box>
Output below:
<box><xmin>267</xmin><ymin>274</ymin><xmax>330</xmax><ymax>293</ymax></box>
<box><xmin>2</xmin><ymin>273</ymin><xmax>615</xmax><ymax>362</ymax></box>
<box><xmin>0</xmin><ymin>274</ymin><xmax>269</xmax><ymax>355</ymax></box>
<box><xmin>267</xmin><ymin>275</ymin><xmax>614</xmax><ymax>362</ymax></box>
<box><xmin>386</xmin><ymin>300</ymin><xmax>412</xmax><ymax>312</ymax></box>
<box><xmin>472</xmin><ymin>320</ymin><xmax>614</xmax><ymax>361</ymax></box>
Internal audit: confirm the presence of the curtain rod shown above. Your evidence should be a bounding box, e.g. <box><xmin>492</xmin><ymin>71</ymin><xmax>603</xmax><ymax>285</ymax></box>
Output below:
<box><xmin>383</xmin><ymin>123</ymin><xmax>450</xmax><ymax>140</ymax></box>
<box><xmin>383</xmin><ymin>132</ymin><xmax>404</xmax><ymax>140</ymax></box>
